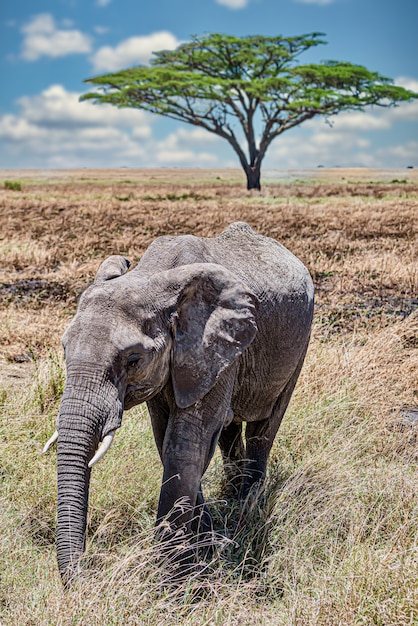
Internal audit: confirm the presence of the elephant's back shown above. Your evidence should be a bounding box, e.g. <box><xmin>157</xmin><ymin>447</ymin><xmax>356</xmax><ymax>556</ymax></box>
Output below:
<box><xmin>213</xmin><ymin>222</ymin><xmax>313</xmax><ymax>307</ymax></box>
<box><xmin>137</xmin><ymin>221</ymin><xmax>313</xmax><ymax>315</ymax></box>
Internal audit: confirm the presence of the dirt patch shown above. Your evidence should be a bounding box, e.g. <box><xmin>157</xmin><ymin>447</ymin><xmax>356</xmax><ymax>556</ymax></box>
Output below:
<box><xmin>0</xmin><ymin>280</ymin><xmax>74</xmax><ymax>306</ymax></box>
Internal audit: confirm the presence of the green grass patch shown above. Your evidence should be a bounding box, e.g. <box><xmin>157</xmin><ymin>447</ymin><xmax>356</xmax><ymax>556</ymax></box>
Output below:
<box><xmin>4</xmin><ymin>180</ymin><xmax>22</xmax><ymax>191</ymax></box>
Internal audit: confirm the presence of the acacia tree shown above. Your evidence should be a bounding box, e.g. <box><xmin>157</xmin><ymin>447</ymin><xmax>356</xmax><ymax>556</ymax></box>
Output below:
<box><xmin>82</xmin><ymin>33</ymin><xmax>417</xmax><ymax>190</ymax></box>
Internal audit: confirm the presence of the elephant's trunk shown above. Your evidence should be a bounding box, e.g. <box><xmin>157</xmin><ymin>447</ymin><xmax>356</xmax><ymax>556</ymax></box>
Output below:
<box><xmin>56</xmin><ymin>373</ymin><xmax>123</xmax><ymax>583</ymax></box>
<box><xmin>57</xmin><ymin>422</ymin><xmax>95</xmax><ymax>583</ymax></box>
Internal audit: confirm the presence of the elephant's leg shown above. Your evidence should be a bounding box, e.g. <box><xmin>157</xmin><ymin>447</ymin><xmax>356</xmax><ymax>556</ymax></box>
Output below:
<box><xmin>218</xmin><ymin>422</ymin><xmax>245</xmax><ymax>492</ymax></box>
<box><xmin>158</xmin><ymin>419</ymin><xmax>215</xmax><ymax>526</ymax></box>
<box><xmin>156</xmin><ymin>403</ymin><xmax>226</xmax><ymax>544</ymax></box>
<box><xmin>241</xmin><ymin>417</ymin><xmax>278</xmax><ymax>499</ymax></box>
<box><xmin>149</xmin><ymin>395</ymin><xmax>215</xmax><ymax>542</ymax></box>
<box><xmin>241</xmin><ymin>355</ymin><xmax>306</xmax><ymax>499</ymax></box>
<box><xmin>147</xmin><ymin>394</ymin><xmax>169</xmax><ymax>460</ymax></box>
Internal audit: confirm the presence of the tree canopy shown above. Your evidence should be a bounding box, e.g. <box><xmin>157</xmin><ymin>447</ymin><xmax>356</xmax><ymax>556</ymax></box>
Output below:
<box><xmin>82</xmin><ymin>33</ymin><xmax>418</xmax><ymax>189</ymax></box>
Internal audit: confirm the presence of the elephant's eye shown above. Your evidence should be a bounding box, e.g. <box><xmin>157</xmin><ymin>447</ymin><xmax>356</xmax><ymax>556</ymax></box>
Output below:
<box><xmin>127</xmin><ymin>353</ymin><xmax>141</xmax><ymax>368</ymax></box>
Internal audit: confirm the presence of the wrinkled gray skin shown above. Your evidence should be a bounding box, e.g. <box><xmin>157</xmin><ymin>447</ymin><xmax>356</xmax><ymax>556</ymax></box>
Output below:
<box><xmin>56</xmin><ymin>222</ymin><xmax>314</xmax><ymax>583</ymax></box>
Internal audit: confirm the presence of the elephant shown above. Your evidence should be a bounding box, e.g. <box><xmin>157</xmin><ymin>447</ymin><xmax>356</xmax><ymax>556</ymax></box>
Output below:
<box><xmin>44</xmin><ymin>221</ymin><xmax>314</xmax><ymax>583</ymax></box>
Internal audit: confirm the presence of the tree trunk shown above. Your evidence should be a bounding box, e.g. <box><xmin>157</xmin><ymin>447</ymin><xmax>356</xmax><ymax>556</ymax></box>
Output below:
<box><xmin>245</xmin><ymin>166</ymin><xmax>261</xmax><ymax>191</ymax></box>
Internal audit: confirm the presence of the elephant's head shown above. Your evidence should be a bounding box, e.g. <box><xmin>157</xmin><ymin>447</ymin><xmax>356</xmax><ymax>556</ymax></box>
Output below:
<box><xmin>52</xmin><ymin>255</ymin><xmax>257</xmax><ymax>582</ymax></box>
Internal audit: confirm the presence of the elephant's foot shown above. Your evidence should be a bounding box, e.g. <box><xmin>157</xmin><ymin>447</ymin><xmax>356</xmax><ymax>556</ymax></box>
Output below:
<box><xmin>155</xmin><ymin>529</ymin><xmax>212</xmax><ymax>585</ymax></box>
<box><xmin>155</xmin><ymin>514</ymin><xmax>217</xmax><ymax>584</ymax></box>
<box><xmin>238</xmin><ymin>461</ymin><xmax>267</xmax><ymax>501</ymax></box>
<box><xmin>219</xmin><ymin>459</ymin><xmax>247</xmax><ymax>499</ymax></box>
<box><xmin>164</xmin><ymin>559</ymin><xmax>213</xmax><ymax>588</ymax></box>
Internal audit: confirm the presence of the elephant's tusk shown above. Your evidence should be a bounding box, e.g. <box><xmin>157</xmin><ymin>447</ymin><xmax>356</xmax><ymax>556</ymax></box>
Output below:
<box><xmin>42</xmin><ymin>430</ymin><xmax>58</xmax><ymax>454</ymax></box>
<box><xmin>88</xmin><ymin>431</ymin><xmax>115</xmax><ymax>468</ymax></box>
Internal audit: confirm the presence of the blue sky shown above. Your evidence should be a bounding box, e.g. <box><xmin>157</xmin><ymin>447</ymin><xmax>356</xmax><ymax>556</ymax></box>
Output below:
<box><xmin>1</xmin><ymin>0</ymin><xmax>417</xmax><ymax>170</ymax></box>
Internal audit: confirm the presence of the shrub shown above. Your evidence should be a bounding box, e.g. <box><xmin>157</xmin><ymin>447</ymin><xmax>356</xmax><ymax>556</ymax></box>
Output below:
<box><xmin>4</xmin><ymin>180</ymin><xmax>22</xmax><ymax>191</ymax></box>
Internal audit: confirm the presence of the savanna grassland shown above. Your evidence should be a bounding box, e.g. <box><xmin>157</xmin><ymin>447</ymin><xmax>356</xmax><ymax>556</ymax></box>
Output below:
<box><xmin>0</xmin><ymin>168</ymin><xmax>417</xmax><ymax>625</ymax></box>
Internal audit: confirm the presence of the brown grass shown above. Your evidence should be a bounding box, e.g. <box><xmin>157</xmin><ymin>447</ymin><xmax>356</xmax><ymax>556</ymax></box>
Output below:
<box><xmin>0</xmin><ymin>168</ymin><xmax>417</xmax><ymax>625</ymax></box>
<box><xmin>1</xmin><ymin>168</ymin><xmax>417</xmax><ymax>358</ymax></box>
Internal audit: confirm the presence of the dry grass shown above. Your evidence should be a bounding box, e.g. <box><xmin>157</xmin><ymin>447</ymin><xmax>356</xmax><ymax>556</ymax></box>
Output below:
<box><xmin>0</xmin><ymin>168</ymin><xmax>417</xmax><ymax>625</ymax></box>
<box><xmin>1</xmin><ymin>168</ymin><xmax>416</xmax><ymax>357</ymax></box>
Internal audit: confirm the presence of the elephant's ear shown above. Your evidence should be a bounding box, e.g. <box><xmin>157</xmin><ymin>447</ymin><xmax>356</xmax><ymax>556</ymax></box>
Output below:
<box><xmin>94</xmin><ymin>255</ymin><xmax>131</xmax><ymax>282</ymax></box>
<box><xmin>171</xmin><ymin>264</ymin><xmax>258</xmax><ymax>409</ymax></box>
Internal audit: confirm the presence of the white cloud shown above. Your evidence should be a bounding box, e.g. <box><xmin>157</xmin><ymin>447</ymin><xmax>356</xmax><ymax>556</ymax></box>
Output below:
<box><xmin>14</xmin><ymin>84</ymin><xmax>151</xmax><ymax>130</ymax></box>
<box><xmin>96</xmin><ymin>0</ymin><xmax>112</xmax><ymax>6</ymax></box>
<box><xmin>380</xmin><ymin>76</ymin><xmax>418</xmax><ymax>123</ymax></box>
<box><xmin>264</xmin><ymin>99</ymin><xmax>418</xmax><ymax>169</ymax></box>
<box><xmin>91</xmin><ymin>31</ymin><xmax>181</xmax><ymax>72</ymax></box>
<box><xmin>156</xmin><ymin>148</ymin><xmax>216</xmax><ymax>165</ymax></box>
<box><xmin>0</xmin><ymin>85</ymin><xmax>152</xmax><ymax>167</ymax></box>
<box><xmin>299</xmin><ymin>89</ymin><xmax>418</xmax><ymax>133</ymax></box>
<box><xmin>174</xmin><ymin>127</ymin><xmax>220</xmax><ymax>143</ymax></box>
<box><xmin>215</xmin><ymin>0</ymin><xmax>249</xmax><ymax>8</ymax></box>
<box><xmin>314</xmin><ymin>111</ymin><xmax>390</xmax><ymax>132</ymax></box>
<box><xmin>0</xmin><ymin>118</ymin><xmax>146</xmax><ymax>168</ymax></box>
<box><xmin>154</xmin><ymin>127</ymin><xmax>220</xmax><ymax>165</ymax></box>
<box><xmin>0</xmin><ymin>115</ymin><xmax>44</xmax><ymax>141</ymax></box>
<box><xmin>21</xmin><ymin>13</ymin><xmax>92</xmax><ymax>61</ymax></box>
<box><xmin>395</xmin><ymin>76</ymin><xmax>418</xmax><ymax>92</ymax></box>
<box><xmin>386</xmin><ymin>100</ymin><xmax>418</xmax><ymax>123</ymax></box>
<box><xmin>0</xmin><ymin>85</ymin><xmax>224</xmax><ymax>168</ymax></box>
<box><xmin>378</xmin><ymin>141</ymin><xmax>418</xmax><ymax>162</ymax></box>
<box><xmin>263</xmin><ymin>90</ymin><xmax>418</xmax><ymax>169</ymax></box>
<box><xmin>265</xmin><ymin>128</ymin><xmax>375</xmax><ymax>169</ymax></box>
